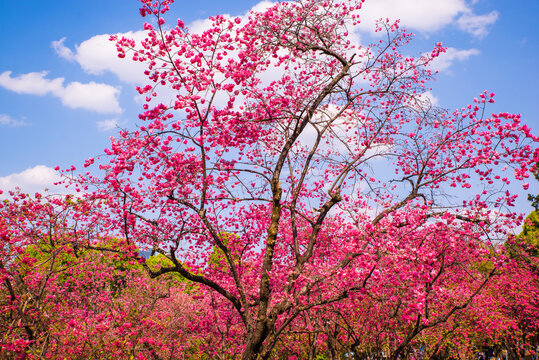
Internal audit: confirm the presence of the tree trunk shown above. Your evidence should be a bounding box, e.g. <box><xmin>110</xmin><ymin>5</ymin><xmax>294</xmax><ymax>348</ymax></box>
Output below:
<box><xmin>242</xmin><ymin>322</ymin><xmax>269</xmax><ymax>360</ymax></box>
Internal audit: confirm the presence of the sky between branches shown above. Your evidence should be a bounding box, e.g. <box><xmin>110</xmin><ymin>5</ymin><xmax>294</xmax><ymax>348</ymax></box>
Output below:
<box><xmin>0</xmin><ymin>0</ymin><xmax>537</xmax><ymax>213</ymax></box>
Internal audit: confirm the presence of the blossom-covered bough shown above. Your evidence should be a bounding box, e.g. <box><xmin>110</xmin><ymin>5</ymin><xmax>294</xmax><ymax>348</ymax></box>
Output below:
<box><xmin>1</xmin><ymin>0</ymin><xmax>538</xmax><ymax>359</ymax></box>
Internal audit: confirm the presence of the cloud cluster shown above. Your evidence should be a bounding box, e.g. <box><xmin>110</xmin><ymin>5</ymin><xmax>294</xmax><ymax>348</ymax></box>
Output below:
<box><xmin>456</xmin><ymin>11</ymin><xmax>499</xmax><ymax>38</ymax></box>
<box><xmin>356</xmin><ymin>0</ymin><xmax>498</xmax><ymax>38</ymax></box>
<box><xmin>0</xmin><ymin>71</ymin><xmax>122</xmax><ymax>114</ymax></box>
<box><xmin>52</xmin><ymin>33</ymin><xmax>148</xmax><ymax>84</ymax></box>
<box><xmin>357</xmin><ymin>0</ymin><xmax>466</xmax><ymax>33</ymax></box>
<box><xmin>0</xmin><ymin>165</ymin><xmax>64</xmax><ymax>199</ymax></box>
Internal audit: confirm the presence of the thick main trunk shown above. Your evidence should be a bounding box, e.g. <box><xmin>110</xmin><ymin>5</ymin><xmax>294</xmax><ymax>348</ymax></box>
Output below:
<box><xmin>242</xmin><ymin>321</ymin><xmax>269</xmax><ymax>360</ymax></box>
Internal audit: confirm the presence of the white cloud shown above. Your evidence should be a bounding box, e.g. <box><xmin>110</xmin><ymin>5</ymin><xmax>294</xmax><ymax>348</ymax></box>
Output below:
<box><xmin>51</xmin><ymin>37</ymin><xmax>75</xmax><ymax>61</ymax></box>
<box><xmin>0</xmin><ymin>71</ymin><xmax>122</xmax><ymax>114</ymax></box>
<box><xmin>457</xmin><ymin>11</ymin><xmax>499</xmax><ymax>38</ymax></box>
<box><xmin>357</xmin><ymin>0</ymin><xmax>467</xmax><ymax>33</ymax></box>
<box><xmin>0</xmin><ymin>165</ymin><xmax>64</xmax><ymax>198</ymax></box>
<box><xmin>188</xmin><ymin>18</ymin><xmax>219</xmax><ymax>35</ymax></box>
<box><xmin>59</xmin><ymin>81</ymin><xmax>122</xmax><ymax>113</ymax></box>
<box><xmin>52</xmin><ymin>32</ymin><xmax>148</xmax><ymax>84</ymax></box>
<box><xmin>355</xmin><ymin>0</ymin><xmax>497</xmax><ymax>37</ymax></box>
<box><xmin>97</xmin><ymin>118</ymin><xmax>121</xmax><ymax>131</ymax></box>
<box><xmin>249</xmin><ymin>1</ymin><xmax>275</xmax><ymax>14</ymax></box>
<box><xmin>0</xmin><ymin>71</ymin><xmax>64</xmax><ymax>96</ymax></box>
<box><xmin>429</xmin><ymin>47</ymin><xmax>480</xmax><ymax>72</ymax></box>
<box><xmin>0</xmin><ymin>114</ymin><xmax>26</xmax><ymax>127</ymax></box>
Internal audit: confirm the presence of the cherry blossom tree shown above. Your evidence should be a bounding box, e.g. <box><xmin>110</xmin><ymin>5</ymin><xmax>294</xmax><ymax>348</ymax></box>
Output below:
<box><xmin>0</xmin><ymin>192</ymin><xmax>215</xmax><ymax>359</ymax></box>
<box><xmin>74</xmin><ymin>0</ymin><xmax>539</xmax><ymax>358</ymax></box>
<box><xmin>0</xmin><ymin>193</ymin><xmax>87</xmax><ymax>358</ymax></box>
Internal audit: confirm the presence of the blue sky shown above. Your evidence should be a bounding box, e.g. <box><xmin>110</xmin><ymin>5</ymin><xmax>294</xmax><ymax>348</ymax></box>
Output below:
<box><xmin>0</xmin><ymin>0</ymin><xmax>537</xmax><ymax>214</ymax></box>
